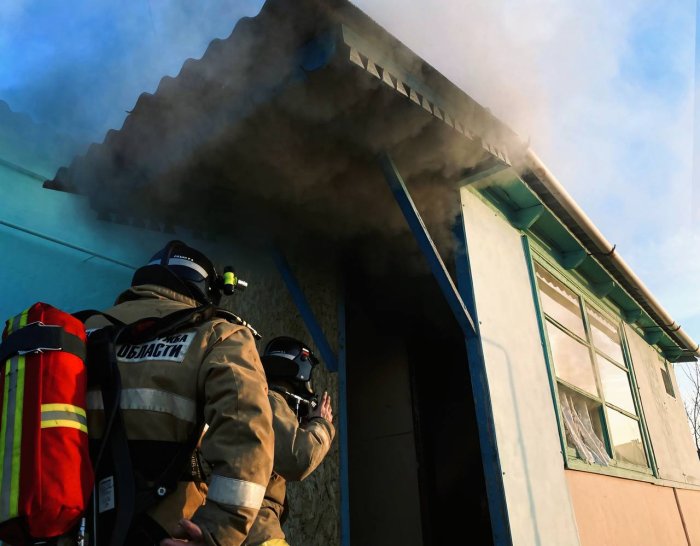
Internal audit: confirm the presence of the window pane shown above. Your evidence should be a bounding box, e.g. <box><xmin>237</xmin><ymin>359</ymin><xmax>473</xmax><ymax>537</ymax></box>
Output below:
<box><xmin>536</xmin><ymin>266</ymin><xmax>586</xmax><ymax>339</ymax></box>
<box><xmin>558</xmin><ymin>384</ymin><xmax>610</xmax><ymax>465</ymax></box>
<box><xmin>587</xmin><ymin>305</ymin><xmax>624</xmax><ymax>364</ymax></box>
<box><xmin>607</xmin><ymin>409</ymin><xmax>647</xmax><ymax>466</ymax></box>
<box><xmin>598</xmin><ymin>356</ymin><xmax>636</xmax><ymax>414</ymax></box>
<box><xmin>546</xmin><ymin>321</ymin><xmax>598</xmax><ymax>396</ymax></box>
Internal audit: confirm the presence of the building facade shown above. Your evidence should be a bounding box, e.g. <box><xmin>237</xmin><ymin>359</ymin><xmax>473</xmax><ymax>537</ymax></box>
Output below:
<box><xmin>2</xmin><ymin>1</ymin><xmax>700</xmax><ymax>545</ymax></box>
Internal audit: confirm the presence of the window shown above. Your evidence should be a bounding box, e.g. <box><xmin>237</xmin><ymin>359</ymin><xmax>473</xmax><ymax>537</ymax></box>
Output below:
<box><xmin>534</xmin><ymin>263</ymin><xmax>650</xmax><ymax>470</ymax></box>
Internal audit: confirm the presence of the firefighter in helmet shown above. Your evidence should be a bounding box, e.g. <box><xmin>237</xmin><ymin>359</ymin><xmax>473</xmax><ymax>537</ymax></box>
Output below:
<box><xmin>242</xmin><ymin>337</ymin><xmax>335</xmax><ymax>546</ymax></box>
<box><xmin>85</xmin><ymin>240</ymin><xmax>273</xmax><ymax>546</ymax></box>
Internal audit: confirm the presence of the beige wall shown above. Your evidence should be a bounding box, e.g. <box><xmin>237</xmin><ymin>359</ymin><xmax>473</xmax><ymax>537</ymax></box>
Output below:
<box><xmin>566</xmin><ymin>470</ymin><xmax>700</xmax><ymax>546</ymax></box>
<box><xmin>460</xmin><ymin>188</ymin><xmax>580</xmax><ymax>546</ymax></box>
<box><xmin>676</xmin><ymin>488</ymin><xmax>700</xmax><ymax>543</ymax></box>
<box><xmin>624</xmin><ymin>325</ymin><xmax>700</xmax><ymax>485</ymax></box>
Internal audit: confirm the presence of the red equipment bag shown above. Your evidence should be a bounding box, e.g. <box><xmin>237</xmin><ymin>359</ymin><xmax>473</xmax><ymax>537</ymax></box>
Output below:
<box><xmin>0</xmin><ymin>303</ymin><xmax>93</xmax><ymax>545</ymax></box>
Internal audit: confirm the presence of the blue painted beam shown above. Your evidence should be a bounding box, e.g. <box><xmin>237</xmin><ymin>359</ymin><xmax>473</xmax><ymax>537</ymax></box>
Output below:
<box><xmin>454</xmin><ymin>214</ymin><xmax>513</xmax><ymax>546</ymax></box>
<box><xmin>379</xmin><ymin>153</ymin><xmax>510</xmax><ymax>544</ymax></box>
<box><xmin>337</xmin><ymin>292</ymin><xmax>351</xmax><ymax>546</ymax></box>
<box><xmin>378</xmin><ymin>153</ymin><xmax>477</xmax><ymax>336</ymax></box>
<box><xmin>273</xmin><ymin>249</ymin><xmax>338</xmax><ymax>372</ymax></box>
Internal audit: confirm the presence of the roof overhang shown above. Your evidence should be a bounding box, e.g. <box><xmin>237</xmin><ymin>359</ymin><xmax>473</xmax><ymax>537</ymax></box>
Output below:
<box><xmin>46</xmin><ymin>0</ymin><xmax>698</xmax><ymax>361</ymax></box>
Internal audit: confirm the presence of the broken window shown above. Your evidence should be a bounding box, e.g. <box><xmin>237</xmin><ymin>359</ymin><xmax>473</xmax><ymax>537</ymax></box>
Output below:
<box><xmin>534</xmin><ymin>263</ymin><xmax>650</xmax><ymax>470</ymax></box>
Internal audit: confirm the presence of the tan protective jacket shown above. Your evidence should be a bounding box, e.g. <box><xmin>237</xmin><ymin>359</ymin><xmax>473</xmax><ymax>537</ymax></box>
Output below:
<box><xmin>243</xmin><ymin>390</ymin><xmax>335</xmax><ymax>545</ymax></box>
<box><xmin>85</xmin><ymin>284</ymin><xmax>274</xmax><ymax>546</ymax></box>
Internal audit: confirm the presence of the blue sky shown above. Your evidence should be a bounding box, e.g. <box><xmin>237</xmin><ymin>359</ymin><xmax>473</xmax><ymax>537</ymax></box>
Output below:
<box><xmin>1</xmin><ymin>0</ymin><xmax>698</xmax><ymax>394</ymax></box>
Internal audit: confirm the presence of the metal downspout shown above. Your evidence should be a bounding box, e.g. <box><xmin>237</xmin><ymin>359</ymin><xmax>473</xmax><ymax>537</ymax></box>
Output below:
<box><xmin>524</xmin><ymin>149</ymin><xmax>700</xmax><ymax>359</ymax></box>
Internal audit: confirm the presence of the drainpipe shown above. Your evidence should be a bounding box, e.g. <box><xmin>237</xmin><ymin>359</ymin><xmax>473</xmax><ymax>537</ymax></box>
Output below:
<box><xmin>524</xmin><ymin>149</ymin><xmax>700</xmax><ymax>359</ymax></box>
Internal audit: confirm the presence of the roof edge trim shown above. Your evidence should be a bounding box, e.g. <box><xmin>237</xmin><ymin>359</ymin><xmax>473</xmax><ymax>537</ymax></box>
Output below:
<box><xmin>523</xmin><ymin>149</ymin><xmax>699</xmax><ymax>360</ymax></box>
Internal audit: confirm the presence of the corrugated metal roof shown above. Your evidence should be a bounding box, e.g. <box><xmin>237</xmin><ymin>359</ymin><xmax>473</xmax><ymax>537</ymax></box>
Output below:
<box><xmin>46</xmin><ymin>0</ymin><xmax>521</xmax><ymax>238</ymax></box>
<box><xmin>44</xmin><ymin>0</ymin><xmax>696</xmax><ymax>359</ymax></box>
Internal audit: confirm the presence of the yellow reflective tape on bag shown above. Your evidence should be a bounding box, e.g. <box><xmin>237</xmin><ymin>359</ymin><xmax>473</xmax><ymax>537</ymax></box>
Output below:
<box><xmin>0</xmin><ymin>354</ymin><xmax>26</xmax><ymax>521</ymax></box>
<box><xmin>41</xmin><ymin>403</ymin><xmax>87</xmax><ymax>418</ymax></box>
<box><xmin>40</xmin><ymin>404</ymin><xmax>88</xmax><ymax>434</ymax></box>
<box><xmin>40</xmin><ymin>420</ymin><xmax>88</xmax><ymax>434</ymax></box>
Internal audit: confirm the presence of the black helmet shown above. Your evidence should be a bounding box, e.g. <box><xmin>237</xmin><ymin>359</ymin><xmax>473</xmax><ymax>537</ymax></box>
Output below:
<box><xmin>132</xmin><ymin>240</ymin><xmax>222</xmax><ymax>305</ymax></box>
<box><xmin>261</xmin><ymin>337</ymin><xmax>319</xmax><ymax>396</ymax></box>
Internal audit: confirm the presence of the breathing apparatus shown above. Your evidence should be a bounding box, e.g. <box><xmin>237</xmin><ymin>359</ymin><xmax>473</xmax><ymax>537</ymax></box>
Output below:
<box><xmin>261</xmin><ymin>337</ymin><xmax>320</xmax><ymax>420</ymax></box>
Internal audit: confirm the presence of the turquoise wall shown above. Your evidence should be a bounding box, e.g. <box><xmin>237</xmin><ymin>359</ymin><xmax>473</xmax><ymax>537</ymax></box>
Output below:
<box><xmin>0</xmin><ymin>161</ymin><xmax>225</xmax><ymax>320</ymax></box>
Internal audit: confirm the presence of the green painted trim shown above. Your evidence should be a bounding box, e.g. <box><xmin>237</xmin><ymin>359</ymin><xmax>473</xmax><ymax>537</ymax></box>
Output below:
<box><xmin>663</xmin><ymin>347</ymin><xmax>684</xmax><ymax>361</ymax></box>
<box><xmin>620</xmin><ymin>325</ymin><xmax>659</xmax><ymax>476</ymax></box>
<box><xmin>624</xmin><ymin>308</ymin><xmax>643</xmax><ymax>324</ymax></box>
<box><xmin>556</xmin><ymin>377</ymin><xmax>604</xmax><ymax>405</ymax></box>
<box><xmin>567</xmin><ymin>459</ymin><xmax>655</xmax><ymax>481</ymax></box>
<box><xmin>591</xmin><ymin>280</ymin><xmax>615</xmax><ymax>299</ymax></box>
<box><xmin>644</xmin><ymin>328</ymin><xmax>664</xmax><ymax>345</ymax></box>
<box><xmin>527</xmin><ymin>242</ymin><xmax>657</xmax><ymax>476</ymax></box>
<box><xmin>559</xmin><ymin>249</ymin><xmax>587</xmax><ymax>270</ymax></box>
<box><xmin>569</xmin><ymin>460</ymin><xmax>700</xmax><ymax>489</ymax></box>
<box><xmin>508</xmin><ymin>204</ymin><xmax>544</xmax><ymax>230</ymax></box>
<box><xmin>530</xmin><ymin>240</ymin><xmax>633</xmax><ymax>325</ymax></box>
<box><xmin>470</xmin><ymin>182</ymin><xmax>689</xmax><ymax>360</ymax></box>
<box><xmin>522</xmin><ymin>236</ymin><xmax>569</xmax><ymax>465</ymax></box>
<box><xmin>579</xmin><ymin>297</ymin><xmax>614</xmax><ymax>456</ymax></box>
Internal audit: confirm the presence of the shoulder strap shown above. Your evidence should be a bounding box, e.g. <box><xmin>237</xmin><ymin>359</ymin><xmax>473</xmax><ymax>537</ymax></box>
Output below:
<box><xmin>72</xmin><ymin>310</ymin><xmax>125</xmax><ymax>327</ymax></box>
<box><xmin>0</xmin><ymin>322</ymin><xmax>85</xmax><ymax>362</ymax></box>
<box><xmin>116</xmin><ymin>305</ymin><xmax>216</xmax><ymax>346</ymax></box>
<box><xmin>86</xmin><ymin>325</ymin><xmax>134</xmax><ymax>546</ymax></box>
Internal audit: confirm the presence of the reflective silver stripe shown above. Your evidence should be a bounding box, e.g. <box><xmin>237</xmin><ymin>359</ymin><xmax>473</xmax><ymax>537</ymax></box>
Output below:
<box><xmin>148</xmin><ymin>257</ymin><xmax>209</xmax><ymax>278</ymax></box>
<box><xmin>87</xmin><ymin>388</ymin><xmax>196</xmax><ymax>423</ymax></box>
<box><xmin>207</xmin><ymin>475</ymin><xmax>266</xmax><ymax>509</ymax></box>
<box><xmin>0</xmin><ymin>357</ymin><xmax>19</xmax><ymax>521</ymax></box>
<box><xmin>41</xmin><ymin>411</ymin><xmax>88</xmax><ymax>426</ymax></box>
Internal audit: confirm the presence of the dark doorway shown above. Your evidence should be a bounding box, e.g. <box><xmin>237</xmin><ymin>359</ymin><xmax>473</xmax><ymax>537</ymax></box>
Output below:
<box><xmin>346</xmin><ymin>263</ymin><xmax>493</xmax><ymax>545</ymax></box>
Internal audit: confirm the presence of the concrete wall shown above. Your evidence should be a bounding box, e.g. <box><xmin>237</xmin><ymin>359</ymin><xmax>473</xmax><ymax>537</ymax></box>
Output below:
<box><xmin>460</xmin><ymin>188</ymin><xmax>580</xmax><ymax>546</ymax></box>
<box><xmin>0</xmin><ymin>161</ymin><xmax>342</xmax><ymax>546</ymax></box>
<box><xmin>624</xmin><ymin>325</ymin><xmax>700</xmax><ymax>485</ymax></box>
<box><xmin>566</xmin><ymin>470</ymin><xmax>700</xmax><ymax>546</ymax></box>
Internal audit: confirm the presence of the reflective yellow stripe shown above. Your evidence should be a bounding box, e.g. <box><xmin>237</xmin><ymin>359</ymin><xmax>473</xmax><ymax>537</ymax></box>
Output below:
<box><xmin>0</xmin><ymin>359</ymin><xmax>11</xmax><ymax>520</ymax></box>
<box><xmin>41</xmin><ymin>403</ymin><xmax>87</xmax><ymax>418</ymax></box>
<box><xmin>0</xmin><ymin>309</ymin><xmax>28</xmax><ymax>521</ymax></box>
<box><xmin>41</xmin><ymin>403</ymin><xmax>88</xmax><ymax>434</ymax></box>
<box><xmin>259</xmin><ymin>540</ymin><xmax>290</xmax><ymax>546</ymax></box>
<box><xmin>10</xmin><ymin>354</ymin><xmax>26</xmax><ymax>518</ymax></box>
<box><xmin>41</xmin><ymin>420</ymin><xmax>88</xmax><ymax>433</ymax></box>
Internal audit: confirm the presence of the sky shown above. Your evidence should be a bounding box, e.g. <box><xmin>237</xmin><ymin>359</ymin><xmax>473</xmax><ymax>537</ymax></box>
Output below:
<box><xmin>1</xmin><ymin>1</ymin><xmax>698</xmax><ymax>396</ymax></box>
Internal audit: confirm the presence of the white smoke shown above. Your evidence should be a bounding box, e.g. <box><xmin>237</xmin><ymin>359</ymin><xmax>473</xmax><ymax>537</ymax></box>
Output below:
<box><xmin>350</xmin><ymin>0</ymin><xmax>700</xmax><ymax>403</ymax></box>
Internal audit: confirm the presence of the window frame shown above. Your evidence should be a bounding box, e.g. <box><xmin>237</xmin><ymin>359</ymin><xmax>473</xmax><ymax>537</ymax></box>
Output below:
<box><xmin>524</xmin><ymin>238</ymin><xmax>658</xmax><ymax>478</ymax></box>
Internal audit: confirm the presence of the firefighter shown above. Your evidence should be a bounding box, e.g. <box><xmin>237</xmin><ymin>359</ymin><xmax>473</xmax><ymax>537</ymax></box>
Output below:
<box><xmin>85</xmin><ymin>240</ymin><xmax>273</xmax><ymax>546</ymax></box>
<box><xmin>243</xmin><ymin>337</ymin><xmax>335</xmax><ymax>546</ymax></box>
